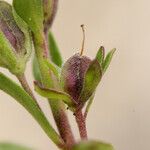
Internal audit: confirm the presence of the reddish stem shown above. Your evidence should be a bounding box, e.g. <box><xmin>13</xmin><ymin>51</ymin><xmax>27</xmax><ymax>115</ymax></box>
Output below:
<box><xmin>75</xmin><ymin>109</ymin><xmax>88</xmax><ymax>140</ymax></box>
<box><xmin>53</xmin><ymin>108</ymin><xmax>75</xmax><ymax>148</ymax></box>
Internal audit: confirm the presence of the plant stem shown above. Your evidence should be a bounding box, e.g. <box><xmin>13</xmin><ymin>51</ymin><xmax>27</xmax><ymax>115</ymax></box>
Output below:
<box><xmin>75</xmin><ymin>109</ymin><xmax>88</xmax><ymax>140</ymax></box>
<box><xmin>33</xmin><ymin>33</ymin><xmax>75</xmax><ymax>147</ymax></box>
<box><xmin>17</xmin><ymin>73</ymin><xmax>41</xmax><ymax>109</ymax></box>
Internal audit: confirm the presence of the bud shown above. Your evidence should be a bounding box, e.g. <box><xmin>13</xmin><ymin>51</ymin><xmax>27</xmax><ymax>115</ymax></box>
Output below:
<box><xmin>0</xmin><ymin>1</ymin><xmax>32</xmax><ymax>75</ymax></box>
<box><xmin>61</xmin><ymin>25</ymin><xmax>102</xmax><ymax>108</ymax></box>
<box><xmin>43</xmin><ymin>0</ymin><xmax>58</xmax><ymax>33</ymax></box>
<box><xmin>61</xmin><ymin>53</ymin><xmax>91</xmax><ymax>103</ymax></box>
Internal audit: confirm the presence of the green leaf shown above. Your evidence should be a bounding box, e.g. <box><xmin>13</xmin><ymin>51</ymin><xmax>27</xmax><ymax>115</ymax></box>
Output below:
<box><xmin>102</xmin><ymin>48</ymin><xmax>116</xmax><ymax>73</ymax></box>
<box><xmin>48</xmin><ymin>31</ymin><xmax>63</xmax><ymax>67</ymax></box>
<box><xmin>32</xmin><ymin>56</ymin><xmax>60</xmax><ymax>83</ymax></box>
<box><xmin>45</xmin><ymin>59</ymin><xmax>60</xmax><ymax>78</ymax></box>
<box><xmin>84</xmin><ymin>93</ymin><xmax>95</xmax><ymax>118</ymax></box>
<box><xmin>79</xmin><ymin>60</ymin><xmax>102</xmax><ymax>103</ymax></box>
<box><xmin>34</xmin><ymin>81</ymin><xmax>76</xmax><ymax>109</ymax></box>
<box><xmin>72</xmin><ymin>141</ymin><xmax>114</xmax><ymax>150</ymax></box>
<box><xmin>13</xmin><ymin>0</ymin><xmax>44</xmax><ymax>33</ymax></box>
<box><xmin>32</xmin><ymin>56</ymin><xmax>42</xmax><ymax>82</ymax></box>
<box><xmin>0</xmin><ymin>143</ymin><xmax>32</xmax><ymax>150</ymax></box>
<box><xmin>0</xmin><ymin>73</ymin><xmax>63</xmax><ymax>147</ymax></box>
<box><xmin>96</xmin><ymin>46</ymin><xmax>105</xmax><ymax>65</ymax></box>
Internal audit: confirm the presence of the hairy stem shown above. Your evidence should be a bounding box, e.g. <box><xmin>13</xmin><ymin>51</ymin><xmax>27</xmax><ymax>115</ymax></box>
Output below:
<box><xmin>75</xmin><ymin>109</ymin><xmax>88</xmax><ymax>140</ymax></box>
<box><xmin>17</xmin><ymin>74</ymin><xmax>41</xmax><ymax>109</ymax></box>
<box><xmin>33</xmin><ymin>1</ymin><xmax>75</xmax><ymax>147</ymax></box>
<box><xmin>33</xmin><ymin>33</ymin><xmax>75</xmax><ymax>147</ymax></box>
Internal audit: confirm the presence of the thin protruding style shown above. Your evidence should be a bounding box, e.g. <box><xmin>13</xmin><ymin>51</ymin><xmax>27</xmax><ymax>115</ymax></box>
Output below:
<box><xmin>80</xmin><ymin>24</ymin><xmax>85</xmax><ymax>56</ymax></box>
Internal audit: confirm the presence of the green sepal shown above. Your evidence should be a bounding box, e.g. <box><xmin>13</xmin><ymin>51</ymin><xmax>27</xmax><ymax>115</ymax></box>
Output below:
<box><xmin>84</xmin><ymin>92</ymin><xmax>95</xmax><ymax>118</ymax></box>
<box><xmin>102</xmin><ymin>48</ymin><xmax>116</xmax><ymax>73</ymax></box>
<box><xmin>0</xmin><ymin>73</ymin><xmax>63</xmax><ymax>146</ymax></box>
<box><xmin>13</xmin><ymin>0</ymin><xmax>44</xmax><ymax>33</ymax></box>
<box><xmin>34</xmin><ymin>81</ymin><xmax>76</xmax><ymax>110</ymax></box>
<box><xmin>48</xmin><ymin>31</ymin><xmax>63</xmax><ymax>67</ymax></box>
<box><xmin>12</xmin><ymin>7</ymin><xmax>32</xmax><ymax>63</ymax></box>
<box><xmin>72</xmin><ymin>141</ymin><xmax>114</xmax><ymax>150</ymax></box>
<box><xmin>79</xmin><ymin>59</ymin><xmax>102</xmax><ymax>103</ymax></box>
<box><xmin>0</xmin><ymin>143</ymin><xmax>33</xmax><ymax>150</ymax></box>
<box><xmin>0</xmin><ymin>31</ymin><xmax>19</xmax><ymax>74</ymax></box>
<box><xmin>96</xmin><ymin>46</ymin><xmax>105</xmax><ymax>65</ymax></box>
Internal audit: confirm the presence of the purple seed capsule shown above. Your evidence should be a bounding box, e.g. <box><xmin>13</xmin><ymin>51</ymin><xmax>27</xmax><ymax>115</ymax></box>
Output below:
<box><xmin>61</xmin><ymin>53</ymin><xmax>91</xmax><ymax>103</ymax></box>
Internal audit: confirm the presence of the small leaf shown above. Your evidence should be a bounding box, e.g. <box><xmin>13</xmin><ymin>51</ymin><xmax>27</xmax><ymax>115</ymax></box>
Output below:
<box><xmin>13</xmin><ymin>0</ymin><xmax>44</xmax><ymax>33</ymax></box>
<box><xmin>72</xmin><ymin>141</ymin><xmax>115</xmax><ymax>150</ymax></box>
<box><xmin>0</xmin><ymin>143</ymin><xmax>33</xmax><ymax>150</ymax></box>
<box><xmin>102</xmin><ymin>48</ymin><xmax>116</xmax><ymax>73</ymax></box>
<box><xmin>79</xmin><ymin>60</ymin><xmax>102</xmax><ymax>103</ymax></box>
<box><xmin>45</xmin><ymin>59</ymin><xmax>60</xmax><ymax>78</ymax></box>
<box><xmin>0</xmin><ymin>73</ymin><xmax>63</xmax><ymax>146</ymax></box>
<box><xmin>32</xmin><ymin>56</ymin><xmax>42</xmax><ymax>82</ymax></box>
<box><xmin>84</xmin><ymin>93</ymin><xmax>95</xmax><ymax>118</ymax></box>
<box><xmin>34</xmin><ymin>81</ymin><xmax>76</xmax><ymax>109</ymax></box>
<box><xmin>96</xmin><ymin>46</ymin><xmax>105</xmax><ymax>65</ymax></box>
<box><xmin>48</xmin><ymin>31</ymin><xmax>63</xmax><ymax>67</ymax></box>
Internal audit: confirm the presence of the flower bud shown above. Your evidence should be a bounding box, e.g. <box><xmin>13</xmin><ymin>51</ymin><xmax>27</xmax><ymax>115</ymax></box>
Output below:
<box><xmin>43</xmin><ymin>0</ymin><xmax>58</xmax><ymax>33</ymax></box>
<box><xmin>61</xmin><ymin>53</ymin><xmax>92</xmax><ymax>103</ymax></box>
<box><xmin>0</xmin><ymin>1</ymin><xmax>32</xmax><ymax>75</ymax></box>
